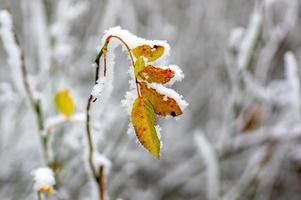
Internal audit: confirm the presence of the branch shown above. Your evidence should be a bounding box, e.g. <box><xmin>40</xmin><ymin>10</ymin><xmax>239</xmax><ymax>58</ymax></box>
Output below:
<box><xmin>194</xmin><ymin>131</ymin><xmax>220</xmax><ymax>200</ymax></box>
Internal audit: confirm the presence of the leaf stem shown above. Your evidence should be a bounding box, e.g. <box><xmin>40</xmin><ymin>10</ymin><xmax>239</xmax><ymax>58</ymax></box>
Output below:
<box><xmin>106</xmin><ymin>35</ymin><xmax>141</xmax><ymax>97</ymax></box>
<box><xmin>37</xmin><ymin>192</ymin><xmax>42</xmax><ymax>200</ymax></box>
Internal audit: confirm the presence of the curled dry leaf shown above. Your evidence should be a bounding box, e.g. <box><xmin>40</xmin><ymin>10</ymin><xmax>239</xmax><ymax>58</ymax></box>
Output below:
<box><xmin>54</xmin><ymin>90</ymin><xmax>74</xmax><ymax>117</ymax></box>
<box><xmin>132</xmin><ymin>45</ymin><xmax>164</xmax><ymax>62</ymax></box>
<box><xmin>139</xmin><ymin>82</ymin><xmax>182</xmax><ymax>117</ymax></box>
<box><xmin>138</xmin><ymin>65</ymin><xmax>175</xmax><ymax>84</ymax></box>
<box><xmin>131</xmin><ymin>97</ymin><xmax>160</xmax><ymax>159</ymax></box>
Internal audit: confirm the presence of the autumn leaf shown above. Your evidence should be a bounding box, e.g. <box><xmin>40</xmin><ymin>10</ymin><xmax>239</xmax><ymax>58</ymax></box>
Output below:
<box><xmin>139</xmin><ymin>82</ymin><xmax>182</xmax><ymax>117</ymax></box>
<box><xmin>39</xmin><ymin>186</ymin><xmax>56</xmax><ymax>195</ymax></box>
<box><xmin>132</xmin><ymin>45</ymin><xmax>164</xmax><ymax>62</ymax></box>
<box><xmin>54</xmin><ymin>90</ymin><xmax>74</xmax><ymax>117</ymax></box>
<box><xmin>138</xmin><ymin>65</ymin><xmax>175</xmax><ymax>84</ymax></box>
<box><xmin>131</xmin><ymin>97</ymin><xmax>160</xmax><ymax>159</ymax></box>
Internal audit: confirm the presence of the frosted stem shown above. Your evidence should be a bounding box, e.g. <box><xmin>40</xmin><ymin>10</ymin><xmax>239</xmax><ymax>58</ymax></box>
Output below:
<box><xmin>194</xmin><ymin>131</ymin><xmax>220</xmax><ymax>200</ymax></box>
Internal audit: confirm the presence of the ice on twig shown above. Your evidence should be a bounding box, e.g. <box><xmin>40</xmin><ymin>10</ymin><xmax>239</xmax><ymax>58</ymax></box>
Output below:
<box><xmin>237</xmin><ymin>7</ymin><xmax>263</xmax><ymax>70</ymax></box>
<box><xmin>0</xmin><ymin>10</ymin><xmax>23</xmax><ymax>93</ymax></box>
<box><xmin>195</xmin><ymin>131</ymin><xmax>220</xmax><ymax>200</ymax></box>
<box><xmin>100</xmin><ymin>26</ymin><xmax>170</xmax><ymax>61</ymax></box>
<box><xmin>91</xmin><ymin>77</ymin><xmax>106</xmax><ymax>99</ymax></box>
<box><xmin>93</xmin><ymin>151</ymin><xmax>112</xmax><ymax>175</ymax></box>
<box><xmin>285</xmin><ymin>51</ymin><xmax>301</xmax><ymax>118</ymax></box>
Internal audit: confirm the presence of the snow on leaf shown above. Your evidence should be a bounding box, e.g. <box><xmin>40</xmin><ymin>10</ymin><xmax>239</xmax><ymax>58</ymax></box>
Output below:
<box><xmin>54</xmin><ymin>90</ymin><xmax>74</xmax><ymax>117</ymax></box>
<box><xmin>132</xmin><ymin>45</ymin><xmax>164</xmax><ymax>62</ymax></box>
<box><xmin>31</xmin><ymin>167</ymin><xmax>56</xmax><ymax>195</ymax></box>
<box><xmin>140</xmin><ymin>82</ymin><xmax>182</xmax><ymax>117</ymax></box>
<box><xmin>131</xmin><ymin>97</ymin><xmax>160</xmax><ymax>159</ymax></box>
<box><xmin>138</xmin><ymin>65</ymin><xmax>175</xmax><ymax>84</ymax></box>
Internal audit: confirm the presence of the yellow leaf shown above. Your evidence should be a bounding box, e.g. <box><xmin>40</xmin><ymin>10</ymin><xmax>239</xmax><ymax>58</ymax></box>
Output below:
<box><xmin>132</xmin><ymin>45</ymin><xmax>164</xmax><ymax>62</ymax></box>
<box><xmin>138</xmin><ymin>65</ymin><xmax>175</xmax><ymax>84</ymax></box>
<box><xmin>134</xmin><ymin>57</ymin><xmax>145</xmax><ymax>78</ymax></box>
<box><xmin>39</xmin><ymin>186</ymin><xmax>56</xmax><ymax>195</ymax></box>
<box><xmin>140</xmin><ymin>82</ymin><xmax>182</xmax><ymax>117</ymax></box>
<box><xmin>131</xmin><ymin>97</ymin><xmax>160</xmax><ymax>159</ymax></box>
<box><xmin>54</xmin><ymin>90</ymin><xmax>74</xmax><ymax>117</ymax></box>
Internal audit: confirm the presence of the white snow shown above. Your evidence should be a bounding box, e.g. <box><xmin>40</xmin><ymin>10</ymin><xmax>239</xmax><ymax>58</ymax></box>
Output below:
<box><xmin>50</xmin><ymin>0</ymin><xmax>89</xmax><ymax>64</ymax></box>
<box><xmin>194</xmin><ymin>131</ymin><xmax>220</xmax><ymax>200</ymax></box>
<box><xmin>100</xmin><ymin>26</ymin><xmax>170</xmax><ymax>63</ymax></box>
<box><xmin>285</xmin><ymin>52</ymin><xmax>299</xmax><ymax>93</ymax></box>
<box><xmin>31</xmin><ymin>167</ymin><xmax>55</xmax><ymax>192</ymax></box>
<box><xmin>121</xmin><ymin>90</ymin><xmax>137</xmax><ymax>115</ymax></box>
<box><xmin>0</xmin><ymin>10</ymin><xmax>21</xmax><ymax>69</ymax></box>
<box><xmin>92</xmin><ymin>151</ymin><xmax>112</xmax><ymax>175</ymax></box>
<box><xmin>44</xmin><ymin>112</ymin><xmax>86</xmax><ymax>136</ymax></box>
<box><xmin>155</xmin><ymin>125</ymin><xmax>163</xmax><ymax>149</ymax></box>
<box><xmin>126</xmin><ymin>123</ymin><xmax>136</xmax><ymax>136</ymax></box>
<box><xmin>91</xmin><ymin>77</ymin><xmax>106</xmax><ymax>99</ymax></box>
<box><xmin>228</xmin><ymin>27</ymin><xmax>245</xmax><ymax>51</ymax></box>
<box><xmin>0</xmin><ymin>10</ymin><xmax>23</xmax><ymax>93</ymax></box>
<box><xmin>148</xmin><ymin>83</ymin><xmax>188</xmax><ymax>111</ymax></box>
<box><xmin>284</xmin><ymin>51</ymin><xmax>300</xmax><ymax>118</ymax></box>
<box><xmin>121</xmin><ymin>65</ymin><xmax>138</xmax><ymax>115</ymax></box>
<box><xmin>237</xmin><ymin>7</ymin><xmax>263</xmax><ymax>70</ymax></box>
<box><xmin>160</xmin><ymin>64</ymin><xmax>184</xmax><ymax>85</ymax></box>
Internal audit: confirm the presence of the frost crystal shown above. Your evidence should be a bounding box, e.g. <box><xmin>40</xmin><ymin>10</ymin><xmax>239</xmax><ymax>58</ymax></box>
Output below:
<box><xmin>93</xmin><ymin>151</ymin><xmax>112</xmax><ymax>175</ymax></box>
<box><xmin>0</xmin><ymin>10</ymin><xmax>23</xmax><ymax>93</ymax></box>
<box><xmin>31</xmin><ymin>167</ymin><xmax>55</xmax><ymax>192</ymax></box>
<box><xmin>238</xmin><ymin>7</ymin><xmax>263</xmax><ymax>70</ymax></box>
<box><xmin>100</xmin><ymin>26</ymin><xmax>170</xmax><ymax>62</ymax></box>
<box><xmin>0</xmin><ymin>10</ymin><xmax>21</xmax><ymax>69</ymax></box>
<box><xmin>167</xmin><ymin>64</ymin><xmax>184</xmax><ymax>85</ymax></box>
<box><xmin>91</xmin><ymin>77</ymin><xmax>106</xmax><ymax>98</ymax></box>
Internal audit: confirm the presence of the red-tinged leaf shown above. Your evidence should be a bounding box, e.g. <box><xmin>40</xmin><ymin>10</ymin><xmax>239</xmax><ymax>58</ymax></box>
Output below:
<box><xmin>131</xmin><ymin>97</ymin><xmax>160</xmax><ymax>159</ymax></box>
<box><xmin>138</xmin><ymin>65</ymin><xmax>175</xmax><ymax>84</ymax></box>
<box><xmin>132</xmin><ymin>45</ymin><xmax>164</xmax><ymax>62</ymax></box>
<box><xmin>139</xmin><ymin>82</ymin><xmax>182</xmax><ymax>117</ymax></box>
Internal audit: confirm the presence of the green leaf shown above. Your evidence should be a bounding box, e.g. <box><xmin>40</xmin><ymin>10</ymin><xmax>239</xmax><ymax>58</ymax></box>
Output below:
<box><xmin>134</xmin><ymin>57</ymin><xmax>145</xmax><ymax>78</ymax></box>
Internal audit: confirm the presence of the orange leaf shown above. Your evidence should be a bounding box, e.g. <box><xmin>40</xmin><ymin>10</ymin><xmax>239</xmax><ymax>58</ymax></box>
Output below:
<box><xmin>131</xmin><ymin>97</ymin><xmax>160</xmax><ymax>159</ymax></box>
<box><xmin>132</xmin><ymin>45</ymin><xmax>164</xmax><ymax>62</ymax></box>
<box><xmin>138</xmin><ymin>65</ymin><xmax>175</xmax><ymax>84</ymax></box>
<box><xmin>139</xmin><ymin>82</ymin><xmax>182</xmax><ymax>117</ymax></box>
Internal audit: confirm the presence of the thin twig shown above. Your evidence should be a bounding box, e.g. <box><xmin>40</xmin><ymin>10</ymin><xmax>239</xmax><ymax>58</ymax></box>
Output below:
<box><xmin>37</xmin><ymin>192</ymin><xmax>42</xmax><ymax>200</ymax></box>
<box><xmin>86</xmin><ymin>35</ymin><xmax>141</xmax><ymax>200</ymax></box>
<box><xmin>194</xmin><ymin>131</ymin><xmax>220</xmax><ymax>200</ymax></box>
<box><xmin>14</xmin><ymin>30</ymin><xmax>48</xmax><ymax>162</ymax></box>
<box><xmin>86</xmin><ymin>43</ymin><xmax>105</xmax><ymax>182</ymax></box>
<box><xmin>98</xmin><ymin>166</ymin><xmax>105</xmax><ymax>200</ymax></box>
